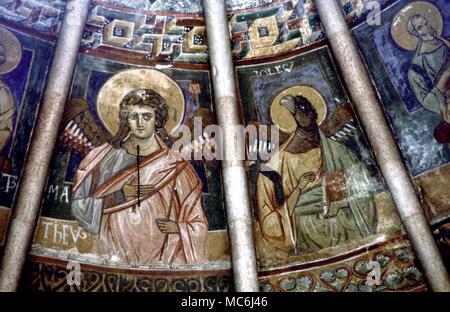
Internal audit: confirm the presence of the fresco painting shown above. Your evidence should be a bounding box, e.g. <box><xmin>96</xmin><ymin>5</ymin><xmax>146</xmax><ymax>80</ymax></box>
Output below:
<box><xmin>352</xmin><ymin>0</ymin><xmax>450</xmax><ymax>270</ymax></box>
<box><xmin>236</xmin><ymin>47</ymin><xmax>404</xmax><ymax>274</ymax></box>
<box><xmin>353</xmin><ymin>0</ymin><xmax>450</xmax><ymax>220</ymax></box>
<box><xmin>29</xmin><ymin>57</ymin><xmax>229</xmax><ymax>270</ymax></box>
<box><xmin>0</xmin><ymin>0</ymin><xmax>447</xmax><ymax>292</ymax></box>
<box><xmin>0</xmin><ymin>25</ymin><xmax>54</xmax><ymax>245</ymax></box>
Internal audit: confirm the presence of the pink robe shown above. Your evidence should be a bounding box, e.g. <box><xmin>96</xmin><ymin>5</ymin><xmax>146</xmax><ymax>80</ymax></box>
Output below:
<box><xmin>72</xmin><ymin>136</ymin><xmax>208</xmax><ymax>265</ymax></box>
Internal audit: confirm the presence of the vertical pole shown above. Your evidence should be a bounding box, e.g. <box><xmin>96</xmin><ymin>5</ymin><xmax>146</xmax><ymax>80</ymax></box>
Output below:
<box><xmin>203</xmin><ymin>0</ymin><xmax>260</xmax><ymax>292</ymax></box>
<box><xmin>0</xmin><ymin>0</ymin><xmax>91</xmax><ymax>291</ymax></box>
<box><xmin>314</xmin><ymin>0</ymin><xmax>449</xmax><ymax>291</ymax></box>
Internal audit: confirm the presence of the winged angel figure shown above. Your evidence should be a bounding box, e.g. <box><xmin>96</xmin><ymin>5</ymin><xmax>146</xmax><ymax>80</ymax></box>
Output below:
<box><xmin>60</xmin><ymin>83</ymin><xmax>378</xmax><ymax>260</ymax></box>
<box><xmin>250</xmin><ymin>86</ymin><xmax>378</xmax><ymax>254</ymax></box>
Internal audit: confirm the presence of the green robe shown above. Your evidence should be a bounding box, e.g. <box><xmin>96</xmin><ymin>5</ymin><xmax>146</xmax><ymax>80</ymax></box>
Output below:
<box><xmin>294</xmin><ymin>131</ymin><xmax>378</xmax><ymax>252</ymax></box>
<box><xmin>407</xmin><ymin>39</ymin><xmax>449</xmax><ymax>113</ymax></box>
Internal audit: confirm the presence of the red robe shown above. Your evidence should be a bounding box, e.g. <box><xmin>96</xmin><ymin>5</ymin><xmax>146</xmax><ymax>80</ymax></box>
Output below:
<box><xmin>72</xmin><ymin>136</ymin><xmax>208</xmax><ymax>265</ymax></box>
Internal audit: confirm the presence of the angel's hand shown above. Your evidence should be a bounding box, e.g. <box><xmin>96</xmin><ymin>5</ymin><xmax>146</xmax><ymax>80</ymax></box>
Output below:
<box><xmin>0</xmin><ymin>108</ymin><xmax>14</xmax><ymax>125</ymax></box>
<box><xmin>298</xmin><ymin>171</ymin><xmax>316</xmax><ymax>190</ymax></box>
<box><xmin>442</xmin><ymin>93</ymin><xmax>450</xmax><ymax>122</ymax></box>
<box><xmin>324</xmin><ymin>199</ymin><xmax>348</xmax><ymax>218</ymax></box>
<box><xmin>136</xmin><ymin>185</ymin><xmax>156</xmax><ymax>197</ymax></box>
<box><xmin>437</xmin><ymin>67</ymin><xmax>450</xmax><ymax>91</ymax></box>
<box><xmin>442</xmin><ymin>106</ymin><xmax>450</xmax><ymax>123</ymax></box>
<box><xmin>123</xmin><ymin>176</ymin><xmax>156</xmax><ymax>198</ymax></box>
<box><xmin>156</xmin><ymin>219</ymin><xmax>180</xmax><ymax>234</ymax></box>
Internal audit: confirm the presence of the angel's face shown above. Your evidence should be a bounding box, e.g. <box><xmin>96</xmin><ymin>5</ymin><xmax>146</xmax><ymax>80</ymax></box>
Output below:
<box><xmin>126</xmin><ymin>105</ymin><xmax>156</xmax><ymax>140</ymax></box>
<box><xmin>411</xmin><ymin>16</ymin><xmax>435</xmax><ymax>41</ymax></box>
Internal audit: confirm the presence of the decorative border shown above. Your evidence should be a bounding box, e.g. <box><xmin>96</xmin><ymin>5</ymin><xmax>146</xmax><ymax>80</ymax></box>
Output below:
<box><xmin>21</xmin><ymin>236</ymin><xmax>429</xmax><ymax>292</ymax></box>
<box><xmin>0</xmin><ymin>1</ymin><xmax>323</xmax><ymax>63</ymax></box>
<box><xmin>20</xmin><ymin>255</ymin><xmax>233</xmax><ymax>292</ymax></box>
<box><xmin>80</xmin><ymin>0</ymin><xmax>323</xmax><ymax>64</ymax></box>
<box><xmin>259</xmin><ymin>237</ymin><xmax>428</xmax><ymax>292</ymax></box>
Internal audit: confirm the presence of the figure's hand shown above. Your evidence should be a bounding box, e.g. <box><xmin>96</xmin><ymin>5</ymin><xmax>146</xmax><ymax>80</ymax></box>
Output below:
<box><xmin>442</xmin><ymin>91</ymin><xmax>450</xmax><ymax>123</ymax></box>
<box><xmin>156</xmin><ymin>219</ymin><xmax>180</xmax><ymax>234</ymax></box>
<box><xmin>443</xmin><ymin>67</ymin><xmax>450</xmax><ymax>80</ymax></box>
<box><xmin>437</xmin><ymin>67</ymin><xmax>450</xmax><ymax>91</ymax></box>
<box><xmin>0</xmin><ymin>108</ymin><xmax>14</xmax><ymax>125</ymax></box>
<box><xmin>298</xmin><ymin>171</ymin><xmax>316</xmax><ymax>190</ymax></box>
<box><xmin>324</xmin><ymin>199</ymin><xmax>348</xmax><ymax>218</ymax></box>
<box><xmin>122</xmin><ymin>176</ymin><xmax>156</xmax><ymax>199</ymax></box>
<box><xmin>442</xmin><ymin>105</ymin><xmax>450</xmax><ymax>123</ymax></box>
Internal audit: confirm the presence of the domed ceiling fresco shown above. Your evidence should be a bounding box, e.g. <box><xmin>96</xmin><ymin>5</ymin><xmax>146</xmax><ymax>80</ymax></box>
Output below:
<box><xmin>0</xmin><ymin>0</ymin><xmax>448</xmax><ymax>292</ymax></box>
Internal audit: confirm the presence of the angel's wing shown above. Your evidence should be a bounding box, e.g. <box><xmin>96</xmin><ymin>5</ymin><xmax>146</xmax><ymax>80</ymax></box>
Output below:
<box><xmin>60</xmin><ymin>98</ymin><xmax>110</xmax><ymax>155</ymax></box>
<box><xmin>321</xmin><ymin>103</ymin><xmax>368</xmax><ymax>162</ymax></box>
<box><xmin>321</xmin><ymin>103</ymin><xmax>358</xmax><ymax>143</ymax></box>
<box><xmin>246</xmin><ymin>103</ymin><xmax>360</xmax><ymax>163</ymax></box>
<box><xmin>179</xmin><ymin>108</ymin><xmax>218</xmax><ymax>162</ymax></box>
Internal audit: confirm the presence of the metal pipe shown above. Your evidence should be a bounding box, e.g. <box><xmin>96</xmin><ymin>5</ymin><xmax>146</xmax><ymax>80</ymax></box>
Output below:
<box><xmin>202</xmin><ymin>0</ymin><xmax>260</xmax><ymax>292</ymax></box>
<box><xmin>314</xmin><ymin>0</ymin><xmax>450</xmax><ymax>291</ymax></box>
<box><xmin>0</xmin><ymin>0</ymin><xmax>91</xmax><ymax>291</ymax></box>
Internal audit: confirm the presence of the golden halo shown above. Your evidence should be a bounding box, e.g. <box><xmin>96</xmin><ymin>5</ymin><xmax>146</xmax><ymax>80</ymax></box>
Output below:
<box><xmin>0</xmin><ymin>27</ymin><xmax>22</xmax><ymax>75</ymax></box>
<box><xmin>391</xmin><ymin>1</ymin><xmax>443</xmax><ymax>51</ymax></box>
<box><xmin>270</xmin><ymin>85</ymin><xmax>327</xmax><ymax>133</ymax></box>
<box><xmin>96</xmin><ymin>69</ymin><xmax>185</xmax><ymax>136</ymax></box>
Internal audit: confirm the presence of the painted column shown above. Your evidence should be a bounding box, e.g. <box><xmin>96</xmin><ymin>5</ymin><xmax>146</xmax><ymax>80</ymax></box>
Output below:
<box><xmin>203</xmin><ymin>0</ymin><xmax>260</xmax><ymax>292</ymax></box>
<box><xmin>0</xmin><ymin>0</ymin><xmax>91</xmax><ymax>291</ymax></box>
<box><xmin>314</xmin><ymin>0</ymin><xmax>450</xmax><ymax>291</ymax></box>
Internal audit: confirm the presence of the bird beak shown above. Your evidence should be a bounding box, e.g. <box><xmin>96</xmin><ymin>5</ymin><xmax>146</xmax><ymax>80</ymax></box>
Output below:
<box><xmin>280</xmin><ymin>96</ymin><xmax>296</xmax><ymax>115</ymax></box>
